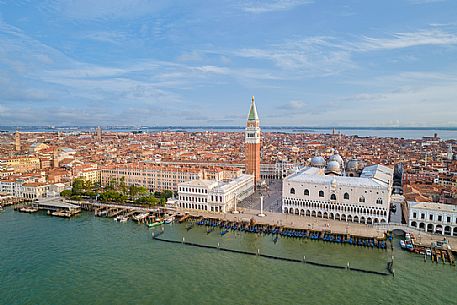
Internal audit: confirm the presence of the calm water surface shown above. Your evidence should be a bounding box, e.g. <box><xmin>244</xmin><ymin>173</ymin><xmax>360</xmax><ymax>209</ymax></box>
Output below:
<box><xmin>1</xmin><ymin>209</ymin><xmax>456</xmax><ymax>305</ymax></box>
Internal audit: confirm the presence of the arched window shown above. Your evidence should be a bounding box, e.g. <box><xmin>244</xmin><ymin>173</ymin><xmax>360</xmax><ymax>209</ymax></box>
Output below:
<box><xmin>290</xmin><ymin>188</ymin><xmax>295</xmax><ymax>194</ymax></box>
<box><xmin>376</xmin><ymin>198</ymin><xmax>383</xmax><ymax>204</ymax></box>
<box><xmin>344</xmin><ymin>192</ymin><xmax>349</xmax><ymax>200</ymax></box>
<box><xmin>304</xmin><ymin>189</ymin><xmax>309</xmax><ymax>196</ymax></box>
<box><xmin>359</xmin><ymin>196</ymin><xmax>365</xmax><ymax>203</ymax></box>
<box><xmin>330</xmin><ymin>194</ymin><xmax>336</xmax><ymax>200</ymax></box>
<box><xmin>319</xmin><ymin>190</ymin><xmax>324</xmax><ymax>197</ymax></box>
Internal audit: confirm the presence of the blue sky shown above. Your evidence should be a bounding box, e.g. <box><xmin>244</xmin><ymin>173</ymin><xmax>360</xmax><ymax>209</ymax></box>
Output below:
<box><xmin>0</xmin><ymin>0</ymin><xmax>456</xmax><ymax>127</ymax></box>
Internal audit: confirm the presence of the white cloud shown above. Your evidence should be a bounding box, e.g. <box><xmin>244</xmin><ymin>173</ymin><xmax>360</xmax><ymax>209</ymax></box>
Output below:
<box><xmin>285</xmin><ymin>100</ymin><xmax>306</xmax><ymax>110</ymax></box>
<box><xmin>82</xmin><ymin>31</ymin><xmax>126</xmax><ymax>44</ymax></box>
<box><xmin>352</xmin><ymin>30</ymin><xmax>457</xmax><ymax>51</ymax></box>
<box><xmin>194</xmin><ymin>65</ymin><xmax>229</xmax><ymax>74</ymax></box>
<box><xmin>41</xmin><ymin>0</ymin><xmax>169</xmax><ymax>21</ymax></box>
<box><xmin>234</xmin><ymin>37</ymin><xmax>354</xmax><ymax>76</ymax></box>
<box><xmin>241</xmin><ymin>0</ymin><xmax>313</xmax><ymax>13</ymax></box>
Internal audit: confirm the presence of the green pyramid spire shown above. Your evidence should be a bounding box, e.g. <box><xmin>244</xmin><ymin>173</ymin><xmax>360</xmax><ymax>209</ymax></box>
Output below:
<box><xmin>248</xmin><ymin>96</ymin><xmax>259</xmax><ymax>121</ymax></box>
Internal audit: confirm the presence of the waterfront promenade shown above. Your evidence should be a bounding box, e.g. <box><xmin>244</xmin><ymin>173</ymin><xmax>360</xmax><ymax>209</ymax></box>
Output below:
<box><xmin>56</xmin><ymin>199</ymin><xmax>457</xmax><ymax>249</ymax></box>
<box><xmin>177</xmin><ymin>207</ymin><xmax>457</xmax><ymax>248</ymax></box>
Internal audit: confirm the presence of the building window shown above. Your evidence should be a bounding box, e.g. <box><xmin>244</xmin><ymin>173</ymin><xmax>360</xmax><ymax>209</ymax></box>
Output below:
<box><xmin>304</xmin><ymin>189</ymin><xmax>309</xmax><ymax>196</ymax></box>
<box><xmin>344</xmin><ymin>193</ymin><xmax>349</xmax><ymax>200</ymax></box>
<box><xmin>429</xmin><ymin>214</ymin><xmax>433</xmax><ymax>221</ymax></box>
<box><xmin>438</xmin><ymin>215</ymin><xmax>442</xmax><ymax>222</ymax></box>
<box><xmin>330</xmin><ymin>194</ymin><xmax>336</xmax><ymax>200</ymax></box>
<box><xmin>447</xmin><ymin>216</ymin><xmax>451</xmax><ymax>223</ymax></box>
<box><xmin>421</xmin><ymin>213</ymin><xmax>425</xmax><ymax>219</ymax></box>
<box><xmin>359</xmin><ymin>196</ymin><xmax>365</xmax><ymax>203</ymax></box>
<box><xmin>319</xmin><ymin>190</ymin><xmax>324</xmax><ymax>197</ymax></box>
<box><xmin>413</xmin><ymin>212</ymin><xmax>417</xmax><ymax>219</ymax></box>
<box><xmin>376</xmin><ymin>198</ymin><xmax>383</xmax><ymax>204</ymax></box>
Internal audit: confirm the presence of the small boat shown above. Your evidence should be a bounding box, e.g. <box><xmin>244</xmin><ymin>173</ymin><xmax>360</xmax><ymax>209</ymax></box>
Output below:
<box><xmin>19</xmin><ymin>206</ymin><xmax>39</xmax><ymax>213</ymax></box>
<box><xmin>400</xmin><ymin>240</ymin><xmax>406</xmax><ymax>249</ymax></box>
<box><xmin>164</xmin><ymin>217</ymin><xmax>174</xmax><ymax>224</ymax></box>
<box><xmin>133</xmin><ymin>213</ymin><xmax>149</xmax><ymax>222</ymax></box>
<box><xmin>146</xmin><ymin>221</ymin><xmax>163</xmax><ymax>228</ymax></box>
<box><xmin>119</xmin><ymin>216</ymin><xmax>128</xmax><ymax>223</ymax></box>
<box><xmin>426</xmin><ymin>249</ymin><xmax>432</xmax><ymax>256</ymax></box>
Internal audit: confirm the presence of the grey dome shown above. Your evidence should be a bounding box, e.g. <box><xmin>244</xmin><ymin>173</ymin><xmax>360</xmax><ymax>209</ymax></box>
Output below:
<box><xmin>310</xmin><ymin>156</ymin><xmax>326</xmax><ymax>168</ymax></box>
<box><xmin>326</xmin><ymin>160</ymin><xmax>342</xmax><ymax>175</ymax></box>
<box><xmin>346</xmin><ymin>159</ymin><xmax>361</xmax><ymax>171</ymax></box>
<box><xmin>329</xmin><ymin>153</ymin><xmax>343</xmax><ymax>166</ymax></box>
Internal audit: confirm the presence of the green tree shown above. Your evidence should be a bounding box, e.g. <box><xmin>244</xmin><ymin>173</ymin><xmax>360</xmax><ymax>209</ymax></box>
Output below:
<box><xmin>128</xmin><ymin>185</ymin><xmax>148</xmax><ymax>200</ymax></box>
<box><xmin>106</xmin><ymin>178</ymin><xmax>117</xmax><ymax>191</ymax></box>
<box><xmin>83</xmin><ymin>180</ymin><xmax>93</xmax><ymax>191</ymax></box>
<box><xmin>60</xmin><ymin>190</ymin><xmax>72</xmax><ymax>198</ymax></box>
<box><xmin>119</xmin><ymin>176</ymin><xmax>127</xmax><ymax>194</ymax></box>
<box><xmin>161</xmin><ymin>190</ymin><xmax>173</xmax><ymax>199</ymax></box>
<box><xmin>85</xmin><ymin>190</ymin><xmax>97</xmax><ymax>198</ymax></box>
<box><xmin>135</xmin><ymin>195</ymin><xmax>159</xmax><ymax>207</ymax></box>
<box><xmin>72</xmin><ymin>178</ymin><xmax>85</xmax><ymax>195</ymax></box>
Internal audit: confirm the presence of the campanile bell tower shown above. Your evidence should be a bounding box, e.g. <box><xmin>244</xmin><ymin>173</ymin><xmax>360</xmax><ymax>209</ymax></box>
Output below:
<box><xmin>245</xmin><ymin>96</ymin><xmax>261</xmax><ymax>185</ymax></box>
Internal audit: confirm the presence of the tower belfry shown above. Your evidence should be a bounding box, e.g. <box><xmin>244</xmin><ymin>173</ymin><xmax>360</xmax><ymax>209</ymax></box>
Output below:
<box><xmin>245</xmin><ymin>96</ymin><xmax>261</xmax><ymax>185</ymax></box>
<box><xmin>14</xmin><ymin>131</ymin><xmax>21</xmax><ymax>153</ymax></box>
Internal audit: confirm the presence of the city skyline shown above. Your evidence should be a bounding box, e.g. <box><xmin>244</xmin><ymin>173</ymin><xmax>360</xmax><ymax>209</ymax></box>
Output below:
<box><xmin>1</xmin><ymin>0</ymin><xmax>457</xmax><ymax>127</ymax></box>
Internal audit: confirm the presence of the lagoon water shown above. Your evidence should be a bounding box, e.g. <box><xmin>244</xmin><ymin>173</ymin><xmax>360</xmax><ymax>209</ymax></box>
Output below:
<box><xmin>1</xmin><ymin>209</ymin><xmax>456</xmax><ymax>305</ymax></box>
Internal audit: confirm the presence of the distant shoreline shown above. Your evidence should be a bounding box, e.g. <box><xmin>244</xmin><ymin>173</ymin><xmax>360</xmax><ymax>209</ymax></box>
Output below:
<box><xmin>1</xmin><ymin>126</ymin><xmax>457</xmax><ymax>130</ymax></box>
<box><xmin>1</xmin><ymin>126</ymin><xmax>456</xmax><ymax>140</ymax></box>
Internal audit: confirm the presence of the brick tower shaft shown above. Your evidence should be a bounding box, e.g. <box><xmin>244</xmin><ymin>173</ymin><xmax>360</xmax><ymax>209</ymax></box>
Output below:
<box><xmin>245</xmin><ymin>96</ymin><xmax>261</xmax><ymax>185</ymax></box>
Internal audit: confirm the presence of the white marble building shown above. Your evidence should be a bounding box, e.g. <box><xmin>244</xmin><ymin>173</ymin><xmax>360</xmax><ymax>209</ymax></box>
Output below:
<box><xmin>178</xmin><ymin>174</ymin><xmax>254</xmax><ymax>213</ymax></box>
<box><xmin>409</xmin><ymin>201</ymin><xmax>457</xmax><ymax>236</ymax></box>
<box><xmin>282</xmin><ymin>160</ymin><xmax>393</xmax><ymax>224</ymax></box>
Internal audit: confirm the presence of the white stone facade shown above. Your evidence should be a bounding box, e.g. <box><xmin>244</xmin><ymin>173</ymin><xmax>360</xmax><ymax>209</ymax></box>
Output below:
<box><xmin>409</xmin><ymin>201</ymin><xmax>457</xmax><ymax>236</ymax></box>
<box><xmin>101</xmin><ymin>165</ymin><xmax>202</xmax><ymax>192</ymax></box>
<box><xmin>282</xmin><ymin>165</ymin><xmax>393</xmax><ymax>224</ymax></box>
<box><xmin>178</xmin><ymin>174</ymin><xmax>254</xmax><ymax>213</ymax></box>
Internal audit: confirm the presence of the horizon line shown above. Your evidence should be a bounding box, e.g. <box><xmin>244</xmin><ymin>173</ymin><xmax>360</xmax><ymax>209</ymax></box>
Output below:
<box><xmin>2</xmin><ymin>125</ymin><xmax>457</xmax><ymax>130</ymax></box>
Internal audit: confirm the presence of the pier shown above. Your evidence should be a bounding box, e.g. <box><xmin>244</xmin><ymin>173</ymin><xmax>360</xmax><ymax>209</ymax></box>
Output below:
<box><xmin>1</xmin><ymin>195</ymin><xmax>29</xmax><ymax>208</ymax></box>
<box><xmin>34</xmin><ymin>198</ymin><xmax>81</xmax><ymax>217</ymax></box>
<box><xmin>15</xmin><ymin>198</ymin><xmax>81</xmax><ymax>217</ymax></box>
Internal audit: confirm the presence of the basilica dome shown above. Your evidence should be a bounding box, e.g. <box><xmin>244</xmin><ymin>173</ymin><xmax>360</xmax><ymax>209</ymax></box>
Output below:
<box><xmin>325</xmin><ymin>160</ymin><xmax>342</xmax><ymax>175</ymax></box>
<box><xmin>346</xmin><ymin>159</ymin><xmax>361</xmax><ymax>171</ymax></box>
<box><xmin>310</xmin><ymin>156</ymin><xmax>326</xmax><ymax>168</ymax></box>
<box><xmin>329</xmin><ymin>153</ymin><xmax>344</xmax><ymax>166</ymax></box>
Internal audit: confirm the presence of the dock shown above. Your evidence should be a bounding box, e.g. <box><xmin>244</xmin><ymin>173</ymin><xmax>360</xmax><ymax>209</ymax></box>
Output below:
<box><xmin>32</xmin><ymin>198</ymin><xmax>81</xmax><ymax>217</ymax></box>
<box><xmin>1</xmin><ymin>195</ymin><xmax>30</xmax><ymax>208</ymax></box>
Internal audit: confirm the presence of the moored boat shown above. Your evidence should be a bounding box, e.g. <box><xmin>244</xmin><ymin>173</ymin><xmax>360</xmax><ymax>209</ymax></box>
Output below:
<box><xmin>146</xmin><ymin>221</ymin><xmax>164</xmax><ymax>228</ymax></box>
<box><xmin>164</xmin><ymin>217</ymin><xmax>174</xmax><ymax>224</ymax></box>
